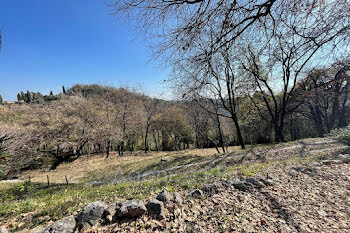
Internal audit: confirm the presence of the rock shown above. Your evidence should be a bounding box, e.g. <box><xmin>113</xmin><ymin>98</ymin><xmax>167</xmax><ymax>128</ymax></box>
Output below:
<box><xmin>292</xmin><ymin>166</ymin><xmax>305</xmax><ymax>172</ymax></box>
<box><xmin>187</xmin><ymin>189</ymin><xmax>204</xmax><ymax>198</ymax></box>
<box><xmin>104</xmin><ymin>204</ymin><xmax>117</xmax><ymax>224</ymax></box>
<box><xmin>75</xmin><ymin>201</ymin><xmax>108</xmax><ymax>229</ymax></box>
<box><xmin>202</xmin><ymin>183</ymin><xmax>222</xmax><ymax>195</ymax></box>
<box><xmin>115</xmin><ymin>199</ymin><xmax>147</xmax><ymax>219</ymax></box>
<box><xmin>337</xmin><ymin>154</ymin><xmax>350</xmax><ymax>163</ymax></box>
<box><xmin>259</xmin><ymin>177</ymin><xmax>274</xmax><ymax>186</ymax></box>
<box><xmin>173</xmin><ymin>192</ymin><xmax>183</xmax><ymax>205</ymax></box>
<box><xmin>245</xmin><ymin>178</ymin><xmax>265</xmax><ymax>188</ymax></box>
<box><xmin>39</xmin><ymin>216</ymin><xmax>76</xmax><ymax>233</ymax></box>
<box><xmin>227</xmin><ymin>180</ymin><xmax>251</xmax><ymax>191</ymax></box>
<box><xmin>0</xmin><ymin>226</ymin><xmax>9</xmax><ymax>233</ymax></box>
<box><xmin>156</xmin><ymin>190</ymin><xmax>171</xmax><ymax>203</ymax></box>
<box><xmin>320</xmin><ymin>160</ymin><xmax>342</xmax><ymax>165</ymax></box>
<box><xmin>146</xmin><ymin>199</ymin><xmax>165</xmax><ymax>220</ymax></box>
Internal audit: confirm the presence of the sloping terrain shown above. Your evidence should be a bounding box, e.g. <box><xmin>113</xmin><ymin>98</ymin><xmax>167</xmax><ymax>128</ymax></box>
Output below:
<box><xmin>0</xmin><ymin>138</ymin><xmax>349</xmax><ymax>232</ymax></box>
<box><xmin>97</xmin><ymin>162</ymin><xmax>350</xmax><ymax>233</ymax></box>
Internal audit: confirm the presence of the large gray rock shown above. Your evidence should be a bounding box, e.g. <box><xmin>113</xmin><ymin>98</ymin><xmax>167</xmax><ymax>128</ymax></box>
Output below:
<box><xmin>338</xmin><ymin>154</ymin><xmax>350</xmax><ymax>163</ymax></box>
<box><xmin>146</xmin><ymin>199</ymin><xmax>165</xmax><ymax>220</ymax></box>
<box><xmin>115</xmin><ymin>199</ymin><xmax>147</xmax><ymax>219</ymax></box>
<box><xmin>39</xmin><ymin>216</ymin><xmax>76</xmax><ymax>233</ymax></box>
<box><xmin>156</xmin><ymin>190</ymin><xmax>171</xmax><ymax>203</ymax></box>
<box><xmin>75</xmin><ymin>201</ymin><xmax>108</xmax><ymax>229</ymax></box>
<box><xmin>173</xmin><ymin>192</ymin><xmax>183</xmax><ymax>205</ymax></box>
<box><xmin>0</xmin><ymin>226</ymin><xmax>9</xmax><ymax>233</ymax></box>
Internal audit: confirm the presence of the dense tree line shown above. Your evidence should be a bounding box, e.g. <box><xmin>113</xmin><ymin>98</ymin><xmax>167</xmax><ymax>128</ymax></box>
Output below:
<box><xmin>0</xmin><ymin>70</ymin><xmax>349</xmax><ymax>178</ymax></box>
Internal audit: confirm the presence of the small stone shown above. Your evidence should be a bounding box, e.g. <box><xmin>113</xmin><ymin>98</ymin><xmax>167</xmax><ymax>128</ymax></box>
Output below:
<box><xmin>0</xmin><ymin>226</ymin><xmax>9</xmax><ymax>233</ymax></box>
<box><xmin>39</xmin><ymin>216</ymin><xmax>76</xmax><ymax>233</ymax></box>
<box><xmin>104</xmin><ymin>204</ymin><xmax>117</xmax><ymax>224</ymax></box>
<box><xmin>146</xmin><ymin>199</ymin><xmax>165</xmax><ymax>220</ymax></box>
<box><xmin>115</xmin><ymin>199</ymin><xmax>147</xmax><ymax>219</ymax></box>
<box><xmin>321</xmin><ymin>160</ymin><xmax>342</xmax><ymax>165</ymax></box>
<box><xmin>173</xmin><ymin>192</ymin><xmax>183</xmax><ymax>205</ymax></box>
<box><xmin>156</xmin><ymin>190</ymin><xmax>171</xmax><ymax>203</ymax></box>
<box><xmin>292</xmin><ymin>167</ymin><xmax>305</xmax><ymax>172</ymax></box>
<box><xmin>228</xmin><ymin>180</ymin><xmax>251</xmax><ymax>191</ymax></box>
<box><xmin>75</xmin><ymin>201</ymin><xmax>108</xmax><ymax>229</ymax></box>
<box><xmin>245</xmin><ymin>178</ymin><xmax>265</xmax><ymax>188</ymax></box>
<box><xmin>187</xmin><ymin>189</ymin><xmax>204</xmax><ymax>198</ymax></box>
<box><xmin>259</xmin><ymin>178</ymin><xmax>274</xmax><ymax>186</ymax></box>
<box><xmin>202</xmin><ymin>183</ymin><xmax>222</xmax><ymax>195</ymax></box>
<box><xmin>337</xmin><ymin>154</ymin><xmax>350</xmax><ymax>163</ymax></box>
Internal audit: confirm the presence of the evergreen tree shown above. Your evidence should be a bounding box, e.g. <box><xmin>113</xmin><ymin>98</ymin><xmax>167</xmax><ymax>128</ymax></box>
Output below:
<box><xmin>20</xmin><ymin>91</ymin><xmax>25</xmax><ymax>102</ymax></box>
<box><xmin>50</xmin><ymin>90</ymin><xmax>53</xmax><ymax>96</ymax></box>
<box><xmin>62</xmin><ymin>86</ymin><xmax>66</xmax><ymax>94</ymax></box>
<box><xmin>25</xmin><ymin>90</ymin><xmax>32</xmax><ymax>103</ymax></box>
<box><xmin>0</xmin><ymin>94</ymin><xmax>3</xmax><ymax>105</ymax></box>
<box><xmin>17</xmin><ymin>93</ymin><xmax>22</xmax><ymax>101</ymax></box>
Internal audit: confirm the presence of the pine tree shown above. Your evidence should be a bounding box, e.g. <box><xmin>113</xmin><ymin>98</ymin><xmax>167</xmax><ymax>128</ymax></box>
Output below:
<box><xmin>50</xmin><ymin>90</ymin><xmax>54</xmax><ymax>96</ymax></box>
<box><xmin>0</xmin><ymin>94</ymin><xmax>3</xmax><ymax>105</ymax></box>
<box><xmin>62</xmin><ymin>86</ymin><xmax>66</xmax><ymax>94</ymax></box>
<box><xmin>20</xmin><ymin>91</ymin><xmax>25</xmax><ymax>102</ymax></box>
<box><xmin>26</xmin><ymin>90</ymin><xmax>32</xmax><ymax>103</ymax></box>
<box><xmin>17</xmin><ymin>93</ymin><xmax>22</xmax><ymax>101</ymax></box>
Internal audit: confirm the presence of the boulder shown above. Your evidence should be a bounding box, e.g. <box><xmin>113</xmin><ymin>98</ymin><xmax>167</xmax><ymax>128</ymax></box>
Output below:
<box><xmin>156</xmin><ymin>190</ymin><xmax>171</xmax><ymax>203</ymax></box>
<box><xmin>0</xmin><ymin>226</ymin><xmax>9</xmax><ymax>233</ymax></box>
<box><xmin>115</xmin><ymin>199</ymin><xmax>147</xmax><ymax>219</ymax></box>
<box><xmin>186</xmin><ymin>189</ymin><xmax>204</xmax><ymax>198</ymax></box>
<box><xmin>75</xmin><ymin>201</ymin><xmax>108</xmax><ymax>229</ymax></box>
<box><xmin>338</xmin><ymin>154</ymin><xmax>350</xmax><ymax>163</ymax></box>
<box><xmin>245</xmin><ymin>178</ymin><xmax>265</xmax><ymax>188</ymax></box>
<box><xmin>146</xmin><ymin>199</ymin><xmax>165</xmax><ymax>220</ymax></box>
<box><xmin>173</xmin><ymin>192</ymin><xmax>183</xmax><ymax>205</ymax></box>
<box><xmin>39</xmin><ymin>216</ymin><xmax>76</xmax><ymax>233</ymax></box>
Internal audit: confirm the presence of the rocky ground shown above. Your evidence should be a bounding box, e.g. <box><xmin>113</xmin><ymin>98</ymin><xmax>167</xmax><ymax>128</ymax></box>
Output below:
<box><xmin>91</xmin><ymin>161</ymin><xmax>350</xmax><ymax>233</ymax></box>
<box><xmin>1</xmin><ymin>139</ymin><xmax>349</xmax><ymax>233</ymax></box>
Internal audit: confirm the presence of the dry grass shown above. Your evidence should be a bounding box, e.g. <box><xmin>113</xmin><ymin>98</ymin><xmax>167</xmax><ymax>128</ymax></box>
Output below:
<box><xmin>20</xmin><ymin>146</ymin><xmax>242</xmax><ymax>184</ymax></box>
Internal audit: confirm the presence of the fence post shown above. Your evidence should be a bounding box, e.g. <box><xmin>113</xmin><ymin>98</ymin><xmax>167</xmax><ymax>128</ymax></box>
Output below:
<box><xmin>65</xmin><ymin>175</ymin><xmax>69</xmax><ymax>186</ymax></box>
<box><xmin>47</xmin><ymin>175</ymin><xmax>50</xmax><ymax>187</ymax></box>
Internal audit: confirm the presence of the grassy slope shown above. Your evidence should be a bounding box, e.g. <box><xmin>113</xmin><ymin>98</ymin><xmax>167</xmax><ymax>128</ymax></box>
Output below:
<box><xmin>0</xmin><ymin>138</ymin><xmax>346</xmax><ymax>231</ymax></box>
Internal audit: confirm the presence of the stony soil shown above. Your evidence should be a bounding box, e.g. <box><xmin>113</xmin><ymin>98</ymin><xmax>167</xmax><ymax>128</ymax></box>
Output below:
<box><xmin>93</xmin><ymin>162</ymin><xmax>350</xmax><ymax>233</ymax></box>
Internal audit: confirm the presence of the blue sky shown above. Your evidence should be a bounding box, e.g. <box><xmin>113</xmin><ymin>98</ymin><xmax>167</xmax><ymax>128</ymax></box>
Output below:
<box><xmin>0</xmin><ymin>0</ymin><xmax>169</xmax><ymax>100</ymax></box>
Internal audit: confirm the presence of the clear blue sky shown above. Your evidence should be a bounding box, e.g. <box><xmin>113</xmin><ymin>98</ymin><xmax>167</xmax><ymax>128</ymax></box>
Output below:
<box><xmin>0</xmin><ymin>0</ymin><xmax>168</xmax><ymax>101</ymax></box>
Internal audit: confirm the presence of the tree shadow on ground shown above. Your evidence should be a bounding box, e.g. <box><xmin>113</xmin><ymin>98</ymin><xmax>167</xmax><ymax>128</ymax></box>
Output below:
<box><xmin>125</xmin><ymin>154</ymin><xmax>207</xmax><ymax>178</ymax></box>
<box><xmin>260</xmin><ymin>190</ymin><xmax>301</xmax><ymax>232</ymax></box>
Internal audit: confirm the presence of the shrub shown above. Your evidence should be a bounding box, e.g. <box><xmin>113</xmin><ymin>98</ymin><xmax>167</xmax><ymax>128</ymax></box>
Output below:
<box><xmin>329</xmin><ymin>126</ymin><xmax>350</xmax><ymax>146</ymax></box>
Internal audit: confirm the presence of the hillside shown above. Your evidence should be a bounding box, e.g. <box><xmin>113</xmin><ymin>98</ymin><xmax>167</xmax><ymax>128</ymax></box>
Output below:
<box><xmin>0</xmin><ymin>137</ymin><xmax>349</xmax><ymax>232</ymax></box>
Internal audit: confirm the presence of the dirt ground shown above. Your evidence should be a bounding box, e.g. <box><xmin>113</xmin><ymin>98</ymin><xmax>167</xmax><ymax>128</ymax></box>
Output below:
<box><xmin>97</xmin><ymin>162</ymin><xmax>350</xmax><ymax>233</ymax></box>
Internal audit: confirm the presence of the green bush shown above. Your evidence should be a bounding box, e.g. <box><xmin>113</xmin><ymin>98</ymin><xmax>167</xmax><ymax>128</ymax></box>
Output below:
<box><xmin>329</xmin><ymin>126</ymin><xmax>350</xmax><ymax>146</ymax></box>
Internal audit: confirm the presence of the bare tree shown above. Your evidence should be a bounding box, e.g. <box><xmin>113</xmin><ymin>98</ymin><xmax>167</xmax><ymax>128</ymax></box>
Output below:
<box><xmin>240</xmin><ymin>0</ymin><xmax>350</xmax><ymax>142</ymax></box>
<box><xmin>142</xmin><ymin>97</ymin><xmax>160</xmax><ymax>153</ymax></box>
<box><xmin>112</xmin><ymin>0</ymin><xmax>276</xmax><ymax>63</ymax></box>
<box><xmin>299</xmin><ymin>61</ymin><xmax>350</xmax><ymax>137</ymax></box>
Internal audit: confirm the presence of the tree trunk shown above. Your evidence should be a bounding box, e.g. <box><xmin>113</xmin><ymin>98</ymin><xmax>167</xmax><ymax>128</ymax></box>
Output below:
<box><xmin>144</xmin><ymin>123</ymin><xmax>150</xmax><ymax>153</ymax></box>
<box><xmin>106</xmin><ymin>139</ymin><xmax>111</xmax><ymax>159</ymax></box>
